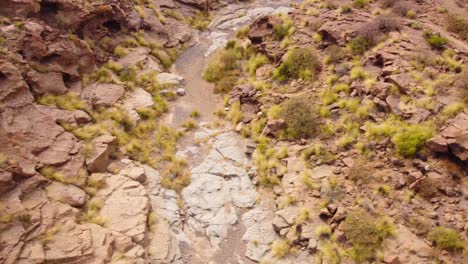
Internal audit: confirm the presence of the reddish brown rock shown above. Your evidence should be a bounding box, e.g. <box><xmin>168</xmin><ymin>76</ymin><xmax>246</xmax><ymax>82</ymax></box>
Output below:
<box><xmin>426</xmin><ymin>135</ymin><xmax>449</xmax><ymax>153</ymax></box>
<box><xmin>229</xmin><ymin>84</ymin><xmax>260</xmax><ymax>123</ymax></box>
<box><xmin>26</xmin><ymin>71</ymin><xmax>68</xmax><ymax>95</ymax></box>
<box><xmin>427</xmin><ymin>112</ymin><xmax>468</xmax><ymax>161</ymax></box>
<box><xmin>86</xmin><ymin>135</ymin><xmax>116</xmax><ymax>173</ymax></box>
<box><xmin>248</xmin><ymin>15</ymin><xmax>281</xmax><ymax>44</ymax></box>
<box><xmin>81</xmin><ymin>83</ymin><xmax>125</xmax><ymax>109</ymax></box>
<box><xmin>0</xmin><ymin>0</ymin><xmax>40</xmax><ymax>17</ymax></box>
<box><xmin>46</xmin><ymin>181</ymin><xmax>87</xmax><ymax>207</ymax></box>
<box><xmin>262</xmin><ymin>119</ymin><xmax>286</xmax><ymax>137</ymax></box>
<box><xmin>0</xmin><ymin>170</ymin><xmax>14</xmax><ymax>193</ymax></box>
<box><xmin>385</xmin><ymin>73</ymin><xmax>415</xmax><ymax>95</ymax></box>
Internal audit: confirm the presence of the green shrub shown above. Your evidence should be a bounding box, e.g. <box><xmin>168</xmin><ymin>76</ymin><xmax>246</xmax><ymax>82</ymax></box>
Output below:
<box><xmin>406</xmin><ymin>10</ymin><xmax>417</xmax><ymax>18</ymax></box>
<box><xmin>189</xmin><ymin>110</ymin><xmax>200</xmax><ymax>118</ymax></box>
<box><xmin>214</xmin><ymin>76</ymin><xmax>238</xmax><ymax>94</ymax></box>
<box><xmin>392</xmin><ymin>1</ymin><xmax>414</xmax><ymax>16</ymax></box>
<box><xmin>424</xmin><ymin>32</ymin><xmax>448</xmax><ymax>49</ymax></box>
<box><xmin>113</xmin><ymin>45</ymin><xmax>126</xmax><ymax>57</ymax></box>
<box><xmin>350</xmin><ymin>15</ymin><xmax>400</xmax><ymax>54</ymax></box>
<box><xmin>271</xmin><ymin>240</ymin><xmax>291</xmax><ymax>258</ymax></box>
<box><xmin>441</xmin><ymin>102</ymin><xmax>465</xmax><ymax>118</ymax></box>
<box><xmin>353</xmin><ymin>0</ymin><xmax>368</xmax><ymax>9</ymax></box>
<box><xmin>188</xmin><ymin>11</ymin><xmax>213</xmax><ymax>30</ymax></box>
<box><xmin>437</xmin><ymin>7</ymin><xmax>448</xmax><ymax>13</ymax></box>
<box><xmin>203</xmin><ymin>48</ymin><xmax>241</xmax><ymax>82</ymax></box>
<box><xmin>236</xmin><ymin>25</ymin><xmax>250</xmax><ymax>38</ymax></box>
<box><xmin>302</xmin><ymin>144</ymin><xmax>336</xmax><ymax>165</ymax></box>
<box><xmin>162</xmin><ymin>9</ymin><xmax>185</xmax><ymax>21</ymax></box>
<box><xmin>446</xmin><ymin>15</ymin><xmax>468</xmax><ymax>40</ymax></box>
<box><xmin>227</xmin><ymin>101</ymin><xmax>243</xmax><ymax>125</ymax></box>
<box><xmin>428</xmin><ymin>227</ymin><xmax>464</xmax><ymax>251</ymax></box>
<box><xmin>273</xmin><ymin>15</ymin><xmax>295</xmax><ymax>40</ymax></box>
<box><xmin>161</xmin><ymin>158</ymin><xmax>191</xmax><ymax>193</ymax></box>
<box><xmin>348</xmin><ymin>159</ymin><xmax>374</xmax><ymax>184</ymax></box>
<box><xmin>344</xmin><ymin>209</ymin><xmax>394</xmax><ymax>262</ymax></box>
<box><xmin>151</xmin><ymin>49</ymin><xmax>173</xmax><ymax>69</ymax></box>
<box><xmin>348</xmin><ymin>36</ymin><xmax>372</xmax><ymax>54</ymax></box>
<box><xmin>273</xmin><ymin>46</ymin><xmax>321</xmax><ymax>81</ymax></box>
<box><xmin>413</xmin><ymin>177</ymin><xmax>439</xmax><ymax>199</ymax></box>
<box><xmin>38</xmin><ymin>93</ymin><xmax>88</xmax><ymax>111</ymax></box>
<box><xmin>280</xmin><ymin>97</ymin><xmax>319</xmax><ymax>139</ymax></box>
<box><xmin>340</xmin><ymin>5</ymin><xmax>352</xmax><ymax>13</ymax></box>
<box><xmin>325</xmin><ymin>45</ymin><xmax>347</xmax><ymax>64</ymax></box>
<box><xmin>392</xmin><ymin>123</ymin><xmax>434</xmax><ymax>157</ymax></box>
<box><xmin>246</xmin><ymin>54</ymin><xmax>270</xmax><ymax>76</ymax></box>
<box><xmin>321</xmin><ymin>242</ymin><xmax>345</xmax><ymax>264</ymax></box>
<box><xmin>320</xmin><ymin>176</ymin><xmax>344</xmax><ymax>205</ymax></box>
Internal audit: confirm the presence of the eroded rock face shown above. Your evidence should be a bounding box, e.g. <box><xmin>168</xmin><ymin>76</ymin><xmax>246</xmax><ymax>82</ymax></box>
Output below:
<box><xmin>0</xmin><ymin>0</ymin><xmax>40</xmax><ymax>17</ymax></box>
<box><xmin>0</xmin><ymin>62</ymin><xmax>86</xmax><ymax>184</ymax></box>
<box><xmin>427</xmin><ymin>111</ymin><xmax>468</xmax><ymax>161</ymax></box>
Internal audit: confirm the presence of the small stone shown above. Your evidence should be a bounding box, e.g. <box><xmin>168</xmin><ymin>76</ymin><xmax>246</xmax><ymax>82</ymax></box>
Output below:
<box><xmin>312</xmin><ymin>190</ymin><xmax>321</xmax><ymax>198</ymax></box>
<box><xmin>342</xmin><ymin>157</ymin><xmax>354</xmax><ymax>167</ymax></box>
<box><xmin>157</xmin><ymin>73</ymin><xmax>184</xmax><ymax>85</ymax></box>
<box><xmin>327</xmin><ymin>204</ymin><xmax>338</xmax><ymax>214</ymax></box>
<box><xmin>121</xmin><ymin>166</ymin><xmax>146</xmax><ymax>183</ymax></box>
<box><xmin>245</xmin><ymin>140</ymin><xmax>256</xmax><ymax>156</ymax></box>
<box><xmin>319</xmin><ymin>208</ymin><xmax>332</xmax><ymax>219</ymax></box>
<box><xmin>236</xmin><ymin>122</ymin><xmax>244</xmax><ymax>132</ymax></box>
<box><xmin>331</xmin><ymin>206</ymin><xmax>347</xmax><ymax>223</ymax></box>
<box><xmin>307</xmin><ymin>238</ymin><xmax>317</xmax><ymax>252</ymax></box>
<box><xmin>176</xmin><ymin>88</ymin><xmax>186</xmax><ymax>96</ymax></box>
<box><xmin>74</xmin><ymin>110</ymin><xmax>91</xmax><ymax>124</ymax></box>
<box><xmin>374</xmin><ymin>162</ymin><xmax>384</xmax><ymax>168</ymax></box>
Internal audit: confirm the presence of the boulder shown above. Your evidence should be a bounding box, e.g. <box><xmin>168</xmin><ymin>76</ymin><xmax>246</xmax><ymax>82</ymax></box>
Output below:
<box><xmin>0</xmin><ymin>170</ymin><xmax>15</xmax><ymax>193</ymax></box>
<box><xmin>81</xmin><ymin>83</ymin><xmax>125</xmax><ymax>109</ymax></box>
<box><xmin>26</xmin><ymin>71</ymin><xmax>68</xmax><ymax>95</ymax></box>
<box><xmin>176</xmin><ymin>88</ymin><xmax>186</xmax><ymax>96</ymax></box>
<box><xmin>120</xmin><ymin>165</ymin><xmax>147</xmax><ymax>183</ymax></box>
<box><xmin>427</xmin><ymin>112</ymin><xmax>468</xmax><ymax>161</ymax></box>
<box><xmin>86</xmin><ymin>135</ymin><xmax>116</xmax><ymax>173</ymax></box>
<box><xmin>262</xmin><ymin>119</ymin><xmax>286</xmax><ymax>137</ymax></box>
<box><xmin>248</xmin><ymin>15</ymin><xmax>281</xmax><ymax>44</ymax></box>
<box><xmin>385</xmin><ymin>73</ymin><xmax>415</xmax><ymax>95</ymax></box>
<box><xmin>229</xmin><ymin>84</ymin><xmax>260</xmax><ymax>123</ymax></box>
<box><xmin>36</xmin><ymin>105</ymin><xmax>90</xmax><ymax>126</ymax></box>
<box><xmin>46</xmin><ymin>182</ymin><xmax>87</xmax><ymax>207</ymax></box>
<box><xmin>0</xmin><ymin>0</ymin><xmax>40</xmax><ymax>17</ymax></box>
<box><xmin>157</xmin><ymin>73</ymin><xmax>184</xmax><ymax>85</ymax></box>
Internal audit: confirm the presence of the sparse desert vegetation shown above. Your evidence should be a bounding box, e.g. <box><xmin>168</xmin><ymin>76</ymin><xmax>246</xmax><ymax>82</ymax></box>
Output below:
<box><xmin>273</xmin><ymin>46</ymin><xmax>321</xmax><ymax>81</ymax></box>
